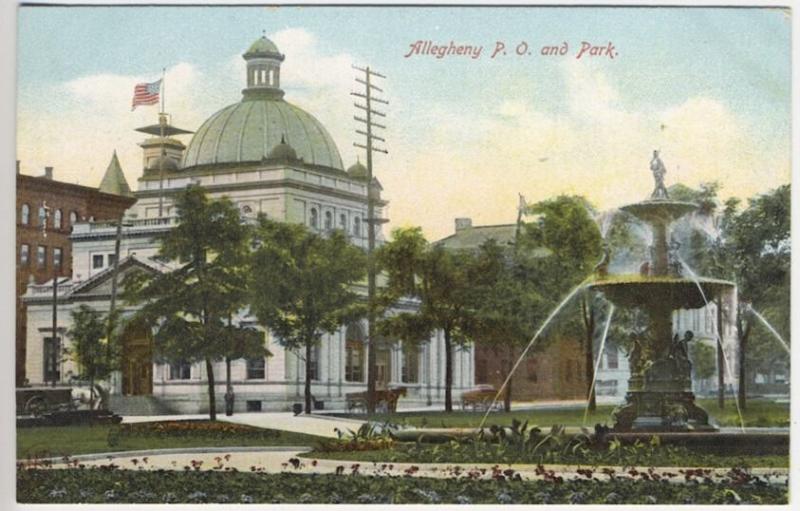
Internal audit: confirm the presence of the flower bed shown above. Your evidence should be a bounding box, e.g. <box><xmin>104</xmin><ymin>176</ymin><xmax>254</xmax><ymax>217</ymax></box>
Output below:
<box><xmin>112</xmin><ymin>420</ymin><xmax>281</xmax><ymax>441</ymax></box>
<box><xmin>17</xmin><ymin>467</ymin><xmax>788</xmax><ymax>504</ymax></box>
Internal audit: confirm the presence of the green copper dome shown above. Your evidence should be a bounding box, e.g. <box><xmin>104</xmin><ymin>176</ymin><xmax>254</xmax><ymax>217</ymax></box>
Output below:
<box><xmin>182</xmin><ymin>35</ymin><xmax>343</xmax><ymax>171</ymax></box>
<box><xmin>182</xmin><ymin>99</ymin><xmax>344</xmax><ymax>170</ymax></box>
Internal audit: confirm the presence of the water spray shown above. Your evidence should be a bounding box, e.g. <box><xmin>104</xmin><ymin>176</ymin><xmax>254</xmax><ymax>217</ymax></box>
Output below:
<box><xmin>583</xmin><ymin>303</ymin><xmax>615</xmax><ymax>426</ymax></box>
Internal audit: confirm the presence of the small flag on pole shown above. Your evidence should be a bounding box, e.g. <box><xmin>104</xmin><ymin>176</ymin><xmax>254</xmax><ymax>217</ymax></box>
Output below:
<box><xmin>131</xmin><ymin>79</ymin><xmax>162</xmax><ymax>111</ymax></box>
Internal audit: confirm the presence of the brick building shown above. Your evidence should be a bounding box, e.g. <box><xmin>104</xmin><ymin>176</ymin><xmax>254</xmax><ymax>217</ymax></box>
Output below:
<box><xmin>436</xmin><ymin>218</ymin><xmax>589</xmax><ymax>403</ymax></box>
<box><xmin>16</xmin><ymin>155</ymin><xmax>135</xmax><ymax>385</ymax></box>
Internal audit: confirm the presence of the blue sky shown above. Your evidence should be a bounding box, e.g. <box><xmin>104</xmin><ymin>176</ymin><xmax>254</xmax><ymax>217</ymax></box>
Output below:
<box><xmin>17</xmin><ymin>5</ymin><xmax>792</xmax><ymax>239</ymax></box>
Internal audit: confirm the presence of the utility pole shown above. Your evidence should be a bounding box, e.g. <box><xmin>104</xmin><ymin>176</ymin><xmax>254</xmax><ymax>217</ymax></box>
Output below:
<box><xmin>352</xmin><ymin>65</ymin><xmax>388</xmax><ymax>414</ymax></box>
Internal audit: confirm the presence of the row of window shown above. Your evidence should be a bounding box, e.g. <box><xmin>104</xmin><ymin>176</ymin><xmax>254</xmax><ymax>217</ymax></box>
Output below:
<box><xmin>166</xmin><ymin>346</ymin><xmax>421</xmax><ymax>384</ymax></box>
<box><xmin>309</xmin><ymin>207</ymin><xmax>363</xmax><ymax>237</ymax></box>
<box><xmin>92</xmin><ymin>253</ymin><xmax>117</xmax><ymax>270</ymax></box>
<box><xmin>20</xmin><ymin>243</ymin><xmax>62</xmax><ymax>269</ymax></box>
<box><xmin>20</xmin><ymin>203</ymin><xmax>85</xmax><ymax>230</ymax></box>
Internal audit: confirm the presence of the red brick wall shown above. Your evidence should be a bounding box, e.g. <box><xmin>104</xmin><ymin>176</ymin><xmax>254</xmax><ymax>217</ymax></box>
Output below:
<box><xmin>474</xmin><ymin>335</ymin><xmax>588</xmax><ymax>402</ymax></box>
<box><xmin>16</xmin><ymin>173</ymin><xmax>135</xmax><ymax>385</ymax></box>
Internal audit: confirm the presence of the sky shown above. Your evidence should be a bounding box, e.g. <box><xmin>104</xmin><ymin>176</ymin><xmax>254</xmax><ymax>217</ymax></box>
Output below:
<box><xmin>16</xmin><ymin>5</ymin><xmax>792</xmax><ymax>240</ymax></box>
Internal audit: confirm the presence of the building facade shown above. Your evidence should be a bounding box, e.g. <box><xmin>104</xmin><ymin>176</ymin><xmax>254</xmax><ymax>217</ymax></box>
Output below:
<box><xmin>23</xmin><ymin>35</ymin><xmax>474</xmax><ymax>413</ymax></box>
<box><xmin>16</xmin><ymin>161</ymin><xmax>135</xmax><ymax>385</ymax></box>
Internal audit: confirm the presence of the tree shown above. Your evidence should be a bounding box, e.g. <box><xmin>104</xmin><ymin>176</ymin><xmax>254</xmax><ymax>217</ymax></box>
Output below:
<box><xmin>66</xmin><ymin>305</ymin><xmax>121</xmax><ymax>408</ymax></box>
<box><xmin>463</xmin><ymin>239</ymin><xmax>545</xmax><ymax>411</ymax></box>
<box><xmin>377</xmin><ymin>227</ymin><xmax>476</xmax><ymax>412</ymax></box>
<box><xmin>248</xmin><ymin>218</ymin><xmax>367</xmax><ymax>414</ymax></box>
<box><xmin>124</xmin><ymin>186</ymin><xmax>265</xmax><ymax>420</ymax></box>
<box><xmin>520</xmin><ymin>196</ymin><xmax>603</xmax><ymax>410</ymax></box>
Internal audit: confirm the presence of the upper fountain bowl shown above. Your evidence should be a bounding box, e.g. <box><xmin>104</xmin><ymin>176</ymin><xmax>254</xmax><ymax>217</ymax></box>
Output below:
<box><xmin>621</xmin><ymin>199</ymin><xmax>698</xmax><ymax>225</ymax></box>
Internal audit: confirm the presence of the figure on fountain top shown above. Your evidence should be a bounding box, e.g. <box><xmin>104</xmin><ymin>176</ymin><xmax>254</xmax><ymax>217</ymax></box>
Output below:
<box><xmin>650</xmin><ymin>150</ymin><xmax>670</xmax><ymax>199</ymax></box>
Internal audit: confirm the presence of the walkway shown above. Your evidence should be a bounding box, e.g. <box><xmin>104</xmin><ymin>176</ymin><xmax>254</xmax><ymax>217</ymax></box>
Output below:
<box><xmin>29</xmin><ymin>447</ymin><xmax>789</xmax><ymax>486</ymax></box>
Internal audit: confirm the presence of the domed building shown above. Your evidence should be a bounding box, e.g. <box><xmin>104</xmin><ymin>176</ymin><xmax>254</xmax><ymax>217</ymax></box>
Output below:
<box><xmin>22</xmin><ymin>35</ymin><xmax>475</xmax><ymax>414</ymax></box>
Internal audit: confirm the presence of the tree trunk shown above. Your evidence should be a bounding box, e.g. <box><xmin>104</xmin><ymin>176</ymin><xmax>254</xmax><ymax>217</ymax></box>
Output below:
<box><xmin>444</xmin><ymin>329</ymin><xmax>453</xmax><ymax>412</ymax></box>
<box><xmin>582</xmin><ymin>297</ymin><xmax>596</xmax><ymax>412</ymax></box>
<box><xmin>737</xmin><ymin>315</ymin><xmax>751</xmax><ymax>412</ymax></box>
<box><xmin>503</xmin><ymin>345</ymin><xmax>514</xmax><ymax>412</ymax></box>
<box><xmin>716</xmin><ymin>297</ymin><xmax>725</xmax><ymax>410</ymax></box>
<box><xmin>305</xmin><ymin>342</ymin><xmax>313</xmax><ymax>414</ymax></box>
<box><xmin>205</xmin><ymin>357</ymin><xmax>217</xmax><ymax>421</ymax></box>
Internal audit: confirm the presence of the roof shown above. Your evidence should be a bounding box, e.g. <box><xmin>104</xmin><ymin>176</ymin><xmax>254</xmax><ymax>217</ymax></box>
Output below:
<box><xmin>182</xmin><ymin>98</ymin><xmax>344</xmax><ymax>171</ymax></box>
<box><xmin>244</xmin><ymin>35</ymin><xmax>282</xmax><ymax>58</ymax></box>
<box><xmin>98</xmin><ymin>151</ymin><xmax>133</xmax><ymax>197</ymax></box>
<box><xmin>436</xmin><ymin>224</ymin><xmax>518</xmax><ymax>250</ymax></box>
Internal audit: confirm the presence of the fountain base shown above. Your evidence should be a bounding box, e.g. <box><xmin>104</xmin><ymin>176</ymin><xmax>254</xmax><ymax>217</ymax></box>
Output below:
<box><xmin>612</xmin><ymin>391</ymin><xmax>717</xmax><ymax>432</ymax></box>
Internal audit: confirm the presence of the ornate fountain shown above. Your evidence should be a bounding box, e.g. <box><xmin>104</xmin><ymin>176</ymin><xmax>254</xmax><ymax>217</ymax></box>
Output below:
<box><xmin>590</xmin><ymin>151</ymin><xmax>735</xmax><ymax>432</ymax></box>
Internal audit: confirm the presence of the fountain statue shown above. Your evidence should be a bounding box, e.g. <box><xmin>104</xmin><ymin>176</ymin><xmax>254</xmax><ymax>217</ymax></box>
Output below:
<box><xmin>589</xmin><ymin>151</ymin><xmax>735</xmax><ymax>432</ymax></box>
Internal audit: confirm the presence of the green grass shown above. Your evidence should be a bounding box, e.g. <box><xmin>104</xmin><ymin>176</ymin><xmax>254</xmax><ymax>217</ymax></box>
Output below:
<box><xmin>333</xmin><ymin>398</ymin><xmax>789</xmax><ymax>429</ymax></box>
<box><xmin>17</xmin><ymin>422</ymin><xmax>323</xmax><ymax>459</ymax></box>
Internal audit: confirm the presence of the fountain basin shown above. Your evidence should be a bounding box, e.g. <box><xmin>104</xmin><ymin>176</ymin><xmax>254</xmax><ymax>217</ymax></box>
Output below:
<box><xmin>589</xmin><ymin>275</ymin><xmax>735</xmax><ymax>310</ymax></box>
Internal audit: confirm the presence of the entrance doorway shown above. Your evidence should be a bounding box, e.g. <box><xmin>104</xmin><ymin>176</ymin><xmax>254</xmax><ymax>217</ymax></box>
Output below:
<box><xmin>121</xmin><ymin>320</ymin><xmax>153</xmax><ymax>396</ymax></box>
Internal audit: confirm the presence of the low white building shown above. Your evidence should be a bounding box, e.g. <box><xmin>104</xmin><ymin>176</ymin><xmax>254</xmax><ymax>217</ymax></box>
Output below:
<box><xmin>23</xmin><ymin>34</ymin><xmax>474</xmax><ymax>414</ymax></box>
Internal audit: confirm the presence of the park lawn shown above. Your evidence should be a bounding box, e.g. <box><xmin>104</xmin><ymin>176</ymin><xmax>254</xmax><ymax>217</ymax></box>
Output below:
<box><xmin>17</xmin><ymin>421</ymin><xmax>323</xmax><ymax>459</ymax></box>
<box><xmin>333</xmin><ymin>398</ymin><xmax>789</xmax><ymax>429</ymax></box>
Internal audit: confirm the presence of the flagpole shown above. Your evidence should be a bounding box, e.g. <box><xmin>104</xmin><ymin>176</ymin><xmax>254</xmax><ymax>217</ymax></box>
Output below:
<box><xmin>157</xmin><ymin>67</ymin><xmax>166</xmax><ymax>217</ymax></box>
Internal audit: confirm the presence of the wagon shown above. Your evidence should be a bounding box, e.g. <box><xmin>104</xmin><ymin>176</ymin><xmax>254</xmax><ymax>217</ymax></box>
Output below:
<box><xmin>16</xmin><ymin>386</ymin><xmax>75</xmax><ymax>416</ymax></box>
<box><xmin>460</xmin><ymin>384</ymin><xmax>506</xmax><ymax>411</ymax></box>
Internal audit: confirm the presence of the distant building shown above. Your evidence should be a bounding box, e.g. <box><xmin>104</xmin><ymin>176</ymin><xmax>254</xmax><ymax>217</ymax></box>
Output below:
<box><xmin>15</xmin><ymin>159</ymin><xmax>135</xmax><ymax>385</ymax></box>
<box><xmin>436</xmin><ymin>217</ymin><xmax>589</xmax><ymax>403</ymax></box>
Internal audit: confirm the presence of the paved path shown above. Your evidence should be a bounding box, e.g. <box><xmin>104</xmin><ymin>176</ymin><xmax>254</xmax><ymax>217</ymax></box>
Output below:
<box><xmin>28</xmin><ymin>448</ymin><xmax>789</xmax><ymax>486</ymax></box>
<box><xmin>122</xmin><ymin>412</ymin><xmax>366</xmax><ymax>439</ymax></box>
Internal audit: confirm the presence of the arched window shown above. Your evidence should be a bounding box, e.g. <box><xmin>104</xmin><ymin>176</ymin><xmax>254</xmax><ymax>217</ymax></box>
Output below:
<box><xmin>353</xmin><ymin>216</ymin><xmax>361</xmax><ymax>237</ymax></box>
<box><xmin>69</xmin><ymin>211</ymin><xmax>78</xmax><ymax>226</ymax></box>
<box><xmin>21</xmin><ymin>203</ymin><xmax>30</xmax><ymax>225</ymax></box>
<box><xmin>324</xmin><ymin>211</ymin><xmax>333</xmax><ymax>230</ymax></box>
<box><xmin>38</xmin><ymin>206</ymin><xmax>47</xmax><ymax>226</ymax></box>
<box><xmin>401</xmin><ymin>345</ymin><xmax>419</xmax><ymax>383</ymax></box>
<box><xmin>345</xmin><ymin>323</ymin><xmax>365</xmax><ymax>382</ymax></box>
<box><xmin>309</xmin><ymin>208</ymin><xmax>318</xmax><ymax>229</ymax></box>
<box><xmin>339</xmin><ymin>213</ymin><xmax>347</xmax><ymax>231</ymax></box>
<box><xmin>54</xmin><ymin>209</ymin><xmax>62</xmax><ymax>229</ymax></box>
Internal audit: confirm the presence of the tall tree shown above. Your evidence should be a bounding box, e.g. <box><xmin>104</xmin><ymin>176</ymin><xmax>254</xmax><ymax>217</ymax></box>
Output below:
<box><xmin>377</xmin><ymin>227</ymin><xmax>476</xmax><ymax>412</ymax></box>
<box><xmin>520</xmin><ymin>195</ymin><xmax>603</xmax><ymax>411</ymax></box>
<box><xmin>66</xmin><ymin>305</ymin><xmax>121</xmax><ymax>408</ymax></box>
<box><xmin>248</xmin><ymin>218</ymin><xmax>367</xmax><ymax>414</ymax></box>
<box><xmin>124</xmin><ymin>186</ymin><xmax>264</xmax><ymax>420</ymax></box>
<box><xmin>467</xmin><ymin>239</ymin><xmax>545</xmax><ymax>411</ymax></box>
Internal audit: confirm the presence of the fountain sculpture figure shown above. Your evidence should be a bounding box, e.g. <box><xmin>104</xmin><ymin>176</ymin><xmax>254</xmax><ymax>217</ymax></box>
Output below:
<box><xmin>590</xmin><ymin>152</ymin><xmax>735</xmax><ymax>432</ymax></box>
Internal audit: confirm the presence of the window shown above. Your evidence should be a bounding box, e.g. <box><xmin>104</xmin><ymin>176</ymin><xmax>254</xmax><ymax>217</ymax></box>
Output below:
<box><xmin>401</xmin><ymin>346</ymin><xmax>419</xmax><ymax>383</ymax></box>
<box><xmin>526</xmin><ymin>358</ymin><xmax>538</xmax><ymax>382</ymax></box>
<box><xmin>307</xmin><ymin>345</ymin><xmax>320</xmax><ymax>381</ymax></box>
<box><xmin>246</xmin><ymin>357</ymin><xmax>266</xmax><ymax>379</ymax></box>
<box><xmin>92</xmin><ymin>254</ymin><xmax>104</xmax><ymax>269</ymax></box>
<box><xmin>20</xmin><ymin>244</ymin><xmax>29</xmax><ymax>265</ymax></box>
<box><xmin>606</xmin><ymin>343</ymin><xmax>619</xmax><ymax>370</ymax></box>
<box><xmin>38</xmin><ymin>206</ymin><xmax>47</xmax><ymax>227</ymax></box>
<box><xmin>339</xmin><ymin>213</ymin><xmax>347</xmax><ymax>231</ymax></box>
<box><xmin>54</xmin><ymin>209</ymin><xmax>62</xmax><ymax>229</ymax></box>
<box><xmin>169</xmin><ymin>361</ymin><xmax>191</xmax><ymax>380</ymax></box>
<box><xmin>107</xmin><ymin>253</ymin><xmax>117</xmax><ymax>267</ymax></box>
<box><xmin>43</xmin><ymin>336</ymin><xmax>61</xmax><ymax>382</ymax></box>
<box><xmin>37</xmin><ymin>246</ymin><xmax>47</xmax><ymax>268</ymax></box>
<box><xmin>309</xmin><ymin>208</ymin><xmax>318</xmax><ymax>229</ymax></box>
<box><xmin>21</xmin><ymin>203</ymin><xmax>30</xmax><ymax>225</ymax></box>
<box><xmin>246</xmin><ymin>400</ymin><xmax>262</xmax><ymax>412</ymax></box>
<box><xmin>353</xmin><ymin>217</ymin><xmax>361</xmax><ymax>237</ymax></box>
<box><xmin>345</xmin><ymin>324</ymin><xmax>365</xmax><ymax>382</ymax></box>
<box><xmin>69</xmin><ymin>211</ymin><xmax>78</xmax><ymax>226</ymax></box>
<box><xmin>324</xmin><ymin>211</ymin><xmax>333</xmax><ymax>230</ymax></box>
<box><xmin>53</xmin><ymin>247</ymin><xmax>62</xmax><ymax>269</ymax></box>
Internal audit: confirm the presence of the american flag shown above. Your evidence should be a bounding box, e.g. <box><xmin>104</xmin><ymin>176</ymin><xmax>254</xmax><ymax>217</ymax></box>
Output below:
<box><xmin>131</xmin><ymin>79</ymin><xmax>162</xmax><ymax>111</ymax></box>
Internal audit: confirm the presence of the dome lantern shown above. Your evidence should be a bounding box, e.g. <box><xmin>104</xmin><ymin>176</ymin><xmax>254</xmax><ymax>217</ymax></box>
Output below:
<box><xmin>242</xmin><ymin>32</ymin><xmax>285</xmax><ymax>100</ymax></box>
